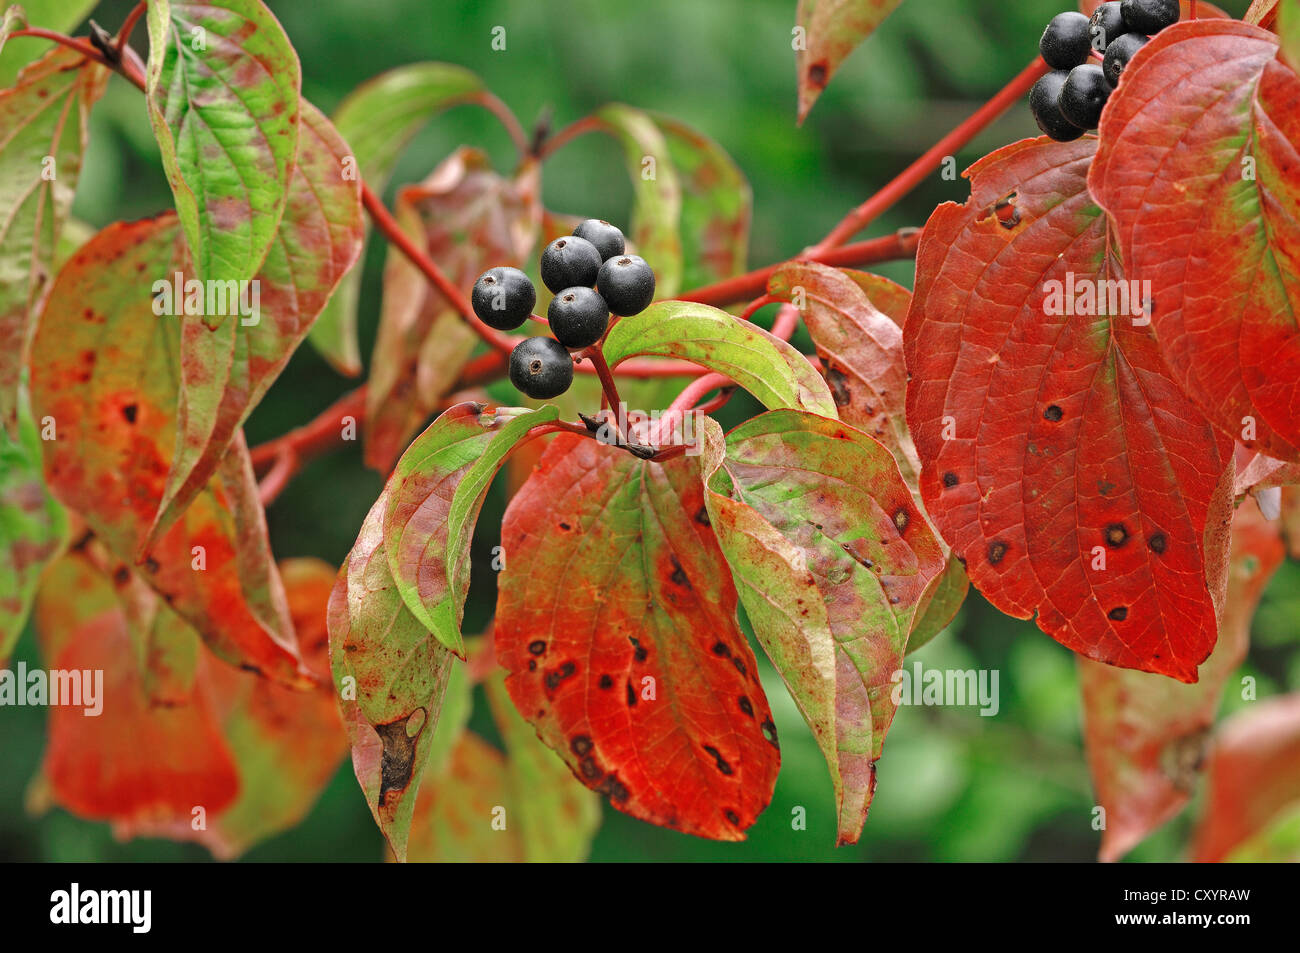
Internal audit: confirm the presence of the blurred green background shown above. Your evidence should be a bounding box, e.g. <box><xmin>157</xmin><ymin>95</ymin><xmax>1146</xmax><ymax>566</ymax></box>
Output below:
<box><xmin>2</xmin><ymin>0</ymin><xmax>1292</xmax><ymax>863</ymax></box>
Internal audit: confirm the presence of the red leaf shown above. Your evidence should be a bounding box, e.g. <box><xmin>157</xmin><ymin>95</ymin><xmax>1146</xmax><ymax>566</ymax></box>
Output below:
<box><xmin>1079</xmin><ymin>497</ymin><xmax>1284</xmax><ymax>862</ymax></box>
<box><xmin>1090</xmin><ymin>21</ymin><xmax>1300</xmax><ymax>461</ymax></box>
<box><xmin>495</xmin><ymin>434</ymin><xmax>779</xmax><ymax>840</ymax></box>
<box><xmin>905</xmin><ymin>138</ymin><xmax>1235</xmax><ymax>682</ymax></box>
<box><xmin>1193</xmin><ymin>693</ymin><xmax>1300</xmax><ymax>861</ymax></box>
<box><xmin>29</xmin><ymin>215</ymin><xmax>307</xmax><ymax>685</ymax></box>
<box><xmin>34</xmin><ymin>553</ymin><xmax>240</xmax><ymax>825</ymax></box>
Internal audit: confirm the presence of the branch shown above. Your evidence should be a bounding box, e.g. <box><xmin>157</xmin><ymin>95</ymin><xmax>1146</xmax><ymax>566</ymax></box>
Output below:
<box><xmin>11</xmin><ymin>27</ymin><xmax>146</xmax><ymax>91</ymax></box>
<box><xmin>250</xmin><ymin>386</ymin><xmax>368</xmax><ymax>472</ymax></box>
<box><xmin>677</xmin><ymin>229</ymin><xmax>920</xmax><ymax>307</ymax></box>
<box><xmin>812</xmin><ymin>57</ymin><xmax>1050</xmax><ymax>252</ymax></box>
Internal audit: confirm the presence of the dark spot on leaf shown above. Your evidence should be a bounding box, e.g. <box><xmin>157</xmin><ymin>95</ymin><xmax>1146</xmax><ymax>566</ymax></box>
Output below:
<box><xmin>528</xmin><ymin>659</ymin><xmax>537</xmax><ymax>671</ymax></box>
<box><xmin>579</xmin><ymin>756</ymin><xmax>601</xmax><ymax>780</ymax></box>
<box><xmin>827</xmin><ymin>366</ymin><xmax>852</xmax><ymax>406</ymax></box>
<box><xmin>988</xmin><ymin>541</ymin><xmax>1008</xmax><ymax>565</ymax></box>
<box><xmin>732</xmin><ymin>656</ymin><xmax>747</xmax><ymax>677</ymax></box>
<box><xmin>544</xmin><ymin>661</ymin><xmax>577</xmax><ymax>692</ymax></box>
<box><xmin>739</xmin><ymin>696</ymin><xmax>754</xmax><ymax>717</ymax></box>
<box><xmin>374</xmin><ymin>710</ymin><xmax>426</xmax><ymax>804</ymax></box>
<box><xmin>598</xmin><ymin>674</ymin><xmax>613</xmax><ymax>690</ymax></box>
<box><xmin>1105</xmin><ymin>523</ymin><xmax>1128</xmax><ymax>548</ymax></box>
<box><xmin>144</xmin><ymin>557</ymin><xmax>160</xmax><ymax>574</ymax></box>
<box><xmin>558</xmin><ymin>522</ymin><xmax>571</xmax><ymax>531</ymax></box>
<box><xmin>669</xmin><ymin>554</ymin><xmax>691</xmax><ymax>588</ymax></box>
<box><xmin>942</xmin><ymin>472</ymin><xmax>959</xmax><ymax>488</ymax></box>
<box><xmin>761</xmin><ymin>718</ymin><xmax>779</xmax><ymax>750</ymax></box>
<box><xmin>695</xmin><ymin>506</ymin><xmax>711</xmax><ymax>526</ymax></box>
<box><xmin>528</xmin><ymin>640</ymin><xmax>546</xmax><ymax>655</ymax></box>
<box><xmin>1108</xmin><ymin>606</ymin><xmax>1128</xmax><ymax>621</ymax></box>
<box><xmin>702</xmin><ymin>744</ymin><xmax>734</xmax><ymax>776</ymax></box>
<box><xmin>599</xmin><ymin>775</ymin><xmax>630</xmax><ymax>802</ymax></box>
<box><xmin>711</xmin><ymin>641</ymin><xmax>731</xmax><ymax>658</ymax></box>
<box><xmin>1149</xmin><ymin>533</ymin><xmax>1167</xmax><ymax>554</ymax></box>
<box><xmin>112</xmin><ymin>566</ymin><xmax>130</xmax><ymax>585</ymax></box>
<box><xmin>1044</xmin><ymin>404</ymin><xmax>1063</xmax><ymax>422</ymax></box>
<box><xmin>571</xmin><ymin>735</ymin><xmax>593</xmax><ymax>756</ymax></box>
<box><xmin>121</xmin><ymin>403</ymin><xmax>138</xmax><ymax>424</ymax></box>
<box><xmin>629</xmin><ymin>636</ymin><xmax>648</xmax><ymax>662</ymax></box>
<box><xmin>807</xmin><ymin>60</ymin><xmax>828</xmax><ymax>88</ymax></box>
<box><xmin>627</xmin><ymin>681</ymin><xmax>637</xmax><ymax>707</ymax></box>
<box><xmin>893</xmin><ymin>508</ymin><xmax>909</xmax><ymax>533</ymax></box>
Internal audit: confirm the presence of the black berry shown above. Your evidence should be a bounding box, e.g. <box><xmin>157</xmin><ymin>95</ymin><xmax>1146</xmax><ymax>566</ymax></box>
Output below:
<box><xmin>572</xmin><ymin>219</ymin><xmax>625</xmax><ymax>261</ymax></box>
<box><xmin>548</xmin><ymin>286</ymin><xmax>609</xmax><ymax>349</ymax></box>
<box><xmin>1060</xmin><ymin>64</ymin><xmax>1112</xmax><ymax>129</ymax></box>
<box><xmin>539</xmin><ymin>235</ymin><xmax>601</xmax><ymax>294</ymax></box>
<box><xmin>1089</xmin><ymin>1</ymin><xmax>1126</xmax><ymax>53</ymax></box>
<box><xmin>596</xmin><ymin>255</ymin><xmax>656</xmax><ymax>316</ymax></box>
<box><xmin>1121</xmin><ymin>0</ymin><xmax>1178</xmax><ymax>34</ymax></box>
<box><xmin>1040</xmin><ymin>12</ymin><xmax>1092</xmax><ymax>70</ymax></box>
<box><xmin>1102</xmin><ymin>32</ymin><xmax>1149</xmax><ymax>86</ymax></box>
<box><xmin>509</xmin><ymin>337</ymin><xmax>573</xmax><ymax>400</ymax></box>
<box><xmin>471</xmin><ymin>266</ymin><xmax>535</xmax><ymax>331</ymax></box>
<box><xmin>1029</xmin><ymin>71</ymin><xmax>1085</xmax><ymax>142</ymax></box>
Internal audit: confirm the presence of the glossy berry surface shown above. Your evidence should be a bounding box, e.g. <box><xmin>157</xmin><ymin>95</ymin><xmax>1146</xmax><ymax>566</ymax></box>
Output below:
<box><xmin>1102</xmin><ymin>32</ymin><xmax>1149</xmax><ymax>86</ymax></box>
<box><xmin>1089</xmin><ymin>1</ymin><xmax>1126</xmax><ymax>52</ymax></box>
<box><xmin>1040</xmin><ymin>12</ymin><xmax>1092</xmax><ymax>70</ymax></box>
<box><xmin>471</xmin><ymin>266</ymin><xmax>535</xmax><ymax>331</ymax></box>
<box><xmin>1121</xmin><ymin>0</ymin><xmax>1178</xmax><ymax>34</ymax></box>
<box><xmin>1029</xmin><ymin>71</ymin><xmax>1085</xmax><ymax>142</ymax></box>
<box><xmin>548</xmin><ymin>286</ymin><xmax>610</xmax><ymax>349</ymax></box>
<box><xmin>572</xmin><ymin>219</ymin><xmax>626</xmax><ymax>261</ymax></box>
<box><xmin>509</xmin><ymin>336</ymin><xmax>573</xmax><ymax>400</ymax></box>
<box><xmin>539</xmin><ymin>235</ymin><xmax>602</xmax><ymax>294</ymax></box>
<box><xmin>1060</xmin><ymin>64</ymin><xmax>1112</xmax><ymax>129</ymax></box>
<box><xmin>596</xmin><ymin>255</ymin><xmax>656</xmax><ymax>316</ymax></box>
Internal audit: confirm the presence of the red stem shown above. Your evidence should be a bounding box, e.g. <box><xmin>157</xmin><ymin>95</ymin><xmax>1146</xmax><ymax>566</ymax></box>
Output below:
<box><xmin>250</xmin><ymin>387</ymin><xmax>368</xmax><ymax>471</ymax></box>
<box><xmin>813</xmin><ymin>56</ymin><xmax>1050</xmax><ymax>251</ymax></box>
<box><xmin>11</xmin><ymin>28</ymin><xmax>147</xmax><ymax>91</ymax></box>
<box><xmin>677</xmin><ymin>229</ymin><xmax>920</xmax><ymax>307</ymax></box>
<box><xmin>116</xmin><ymin>2</ymin><xmax>146</xmax><ymax>54</ymax></box>
<box><xmin>468</xmin><ymin>89</ymin><xmax>530</xmax><ymax>157</ymax></box>
<box><xmin>537</xmin><ymin>115</ymin><xmax>604</xmax><ymax>160</ymax></box>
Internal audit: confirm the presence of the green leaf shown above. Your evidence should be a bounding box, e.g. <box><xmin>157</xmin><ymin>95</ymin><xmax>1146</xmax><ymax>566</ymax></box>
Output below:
<box><xmin>0</xmin><ymin>1</ymin><xmax>97</xmax><ymax>87</ymax></box>
<box><xmin>795</xmin><ymin>0</ymin><xmax>904</xmax><ymax>123</ymax></box>
<box><xmin>650</xmin><ymin>113</ymin><xmax>751</xmax><ymax>289</ymax></box>
<box><xmin>148</xmin><ymin>100</ymin><xmax>364</xmax><ymax>542</ymax></box>
<box><xmin>327</xmin><ymin>488</ymin><xmax>457</xmax><ymax>862</ymax></box>
<box><xmin>700</xmin><ymin>410</ymin><xmax>946</xmax><ymax>844</ymax></box>
<box><xmin>905</xmin><ymin>555</ymin><xmax>968</xmax><ymax>654</ymax></box>
<box><xmin>601</xmin><ymin>299</ymin><xmax>837</xmax><ymax>417</ymax></box>
<box><xmin>312</xmin><ymin>62</ymin><xmax>487</xmax><ymax>375</ymax></box>
<box><xmin>145</xmin><ymin>0</ymin><xmax>300</xmax><ymax>284</ymax></box>
<box><xmin>0</xmin><ymin>388</ymin><xmax>66</xmax><ymax>663</ymax></box>
<box><xmin>364</xmin><ymin>149</ymin><xmax>540</xmax><ymax>472</ymax></box>
<box><xmin>593</xmin><ymin>104</ymin><xmax>684</xmax><ymax>297</ymax></box>
<box><xmin>382</xmin><ymin>402</ymin><xmax>558</xmax><ymax>657</ymax></box>
<box><xmin>1282</xmin><ymin>0</ymin><xmax>1300</xmax><ymax>67</ymax></box>
<box><xmin>0</xmin><ymin>45</ymin><xmax>106</xmax><ymax>433</ymax></box>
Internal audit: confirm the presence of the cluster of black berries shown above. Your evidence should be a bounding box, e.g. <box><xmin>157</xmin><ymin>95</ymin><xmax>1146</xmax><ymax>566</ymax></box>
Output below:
<box><xmin>1031</xmin><ymin>0</ymin><xmax>1178</xmax><ymax>141</ymax></box>
<box><xmin>471</xmin><ymin>220</ymin><xmax>656</xmax><ymax>400</ymax></box>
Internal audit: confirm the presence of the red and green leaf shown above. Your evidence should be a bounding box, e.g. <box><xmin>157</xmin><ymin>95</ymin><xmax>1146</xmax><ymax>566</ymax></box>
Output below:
<box><xmin>365</xmin><ymin>148</ymin><xmax>540</xmax><ymax>471</ymax></box>
<box><xmin>905</xmin><ymin>137</ymin><xmax>1235</xmax><ymax>682</ymax></box>
<box><xmin>768</xmin><ymin>260</ymin><xmax>918</xmax><ymax>486</ymax></box>
<box><xmin>700</xmin><ymin>411</ymin><xmax>945</xmax><ymax>844</ymax></box>
<box><xmin>795</xmin><ymin>0</ymin><xmax>903</xmax><ymax>124</ymax></box>
<box><xmin>29</xmin><ymin>215</ymin><xmax>306</xmax><ymax>684</ymax></box>
<box><xmin>145</xmin><ymin>0</ymin><xmax>301</xmax><ymax>284</ymax></box>
<box><xmin>150</xmin><ymin>101</ymin><xmax>364</xmax><ymax>540</ymax></box>
<box><xmin>0</xmin><ymin>391</ymin><xmax>66</xmax><ymax>664</ymax></box>
<box><xmin>495</xmin><ymin>434</ymin><xmax>780</xmax><ymax>840</ymax></box>
<box><xmin>382</xmin><ymin>402</ymin><xmax>558</xmax><ymax>657</ymax></box>
<box><xmin>1192</xmin><ymin>692</ymin><xmax>1300</xmax><ymax>862</ymax></box>
<box><xmin>1090</xmin><ymin>20</ymin><xmax>1300</xmax><ymax>462</ymax></box>
<box><xmin>313</xmin><ymin>62</ymin><xmax>487</xmax><ymax>375</ymax></box>
<box><xmin>327</xmin><ymin>485</ymin><xmax>458</xmax><ymax>861</ymax></box>
<box><xmin>0</xmin><ymin>45</ymin><xmax>106</xmax><ymax>433</ymax></box>
<box><xmin>1079</xmin><ymin>497</ymin><xmax>1284</xmax><ymax>862</ymax></box>
<box><xmin>602</xmin><ymin>300</ymin><xmax>838</xmax><ymax>417</ymax></box>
